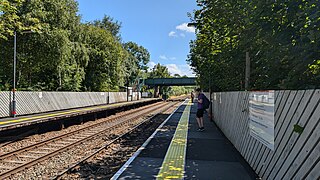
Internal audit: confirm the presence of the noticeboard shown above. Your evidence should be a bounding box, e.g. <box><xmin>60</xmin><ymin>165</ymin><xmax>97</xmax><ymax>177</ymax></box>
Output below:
<box><xmin>249</xmin><ymin>91</ymin><xmax>275</xmax><ymax>151</ymax></box>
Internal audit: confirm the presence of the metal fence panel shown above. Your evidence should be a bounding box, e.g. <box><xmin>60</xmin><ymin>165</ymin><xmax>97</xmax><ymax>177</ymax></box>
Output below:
<box><xmin>205</xmin><ymin>90</ymin><xmax>320</xmax><ymax>179</ymax></box>
<box><xmin>0</xmin><ymin>92</ymin><xmax>10</xmax><ymax>117</ymax></box>
<box><xmin>0</xmin><ymin>91</ymin><xmax>141</xmax><ymax>118</ymax></box>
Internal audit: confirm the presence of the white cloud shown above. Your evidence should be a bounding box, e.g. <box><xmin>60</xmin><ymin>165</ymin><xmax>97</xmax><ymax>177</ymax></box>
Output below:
<box><xmin>160</xmin><ymin>55</ymin><xmax>176</xmax><ymax>61</ymax></box>
<box><xmin>168</xmin><ymin>23</ymin><xmax>195</xmax><ymax>39</ymax></box>
<box><xmin>166</xmin><ymin>64</ymin><xmax>181</xmax><ymax>75</ymax></box>
<box><xmin>147</xmin><ymin>61</ymin><xmax>156</xmax><ymax>71</ymax></box>
<box><xmin>168</xmin><ymin>31</ymin><xmax>177</xmax><ymax>37</ymax></box>
<box><xmin>176</xmin><ymin>23</ymin><xmax>195</xmax><ymax>33</ymax></box>
<box><xmin>159</xmin><ymin>55</ymin><xmax>168</xmax><ymax>60</ymax></box>
<box><xmin>166</xmin><ymin>64</ymin><xmax>195</xmax><ymax>77</ymax></box>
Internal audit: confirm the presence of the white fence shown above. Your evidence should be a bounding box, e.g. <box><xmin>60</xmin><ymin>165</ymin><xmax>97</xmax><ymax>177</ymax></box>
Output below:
<box><xmin>0</xmin><ymin>91</ymin><xmax>141</xmax><ymax>118</ymax></box>
<box><xmin>206</xmin><ymin>90</ymin><xmax>320</xmax><ymax>179</ymax></box>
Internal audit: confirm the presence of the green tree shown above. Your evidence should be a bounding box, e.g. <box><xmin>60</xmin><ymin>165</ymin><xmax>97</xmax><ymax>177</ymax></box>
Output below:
<box><xmin>0</xmin><ymin>0</ymin><xmax>151</xmax><ymax>92</ymax></box>
<box><xmin>123</xmin><ymin>41</ymin><xmax>150</xmax><ymax>87</ymax></box>
<box><xmin>124</xmin><ymin>41</ymin><xmax>150</xmax><ymax>70</ymax></box>
<box><xmin>82</xmin><ymin>24</ymin><xmax>126</xmax><ymax>91</ymax></box>
<box><xmin>148</xmin><ymin>63</ymin><xmax>171</xmax><ymax>95</ymax></box>
<box><xmin>149</xmin><ymin>63</ymin><xmax>171</xmax><ymax>78</ymax></box>
<box><xmin>188</xmin><ymin>0</ymin><xmax>320</xmax><ymax>91</ymax></box>
<box><xmin>0</xmin><ymin>0</ymin><xmax>42</xmax><ymax>40</ymax></box>
<box><xmin>93</xmin><ymin>15</ymin><xmax>121</xmax><ymax>40</ymax></box>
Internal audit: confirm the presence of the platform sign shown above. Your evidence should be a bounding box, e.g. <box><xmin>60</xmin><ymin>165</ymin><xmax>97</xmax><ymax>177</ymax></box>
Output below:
<box><xmin>249</xmin><ymin>90</ymin><xmax>275</xmax><ymax>151</ymax></box>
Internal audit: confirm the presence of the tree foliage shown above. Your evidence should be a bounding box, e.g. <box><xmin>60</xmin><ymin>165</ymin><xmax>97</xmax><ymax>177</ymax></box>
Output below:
<box><xmin>123</xmin><ymin>41</ymin><xmax>150</xmax><ymax>86</ymax></box>
<box><xmin>188</xmin><ymin>0</ymin><xmax>320</xmax><ymax>91</ymax></box>
<box><xmin>93</xmin><ymin>15</ymin><xmax>122</xmax><ymax>40</ymax></box>
<box><xmin>0</xmin><ymin>0</ymin><xmax>150</xmax><ymax>92</ymax></box>
<box><xmin>0</xmin><ymin>0</ymin><xmax>43</xmax><ymax>40</ymax></box>
<box><xmin>149</xmin><ymin>63</ymin><xmax>171</xmax><ymax>78</ymax></box>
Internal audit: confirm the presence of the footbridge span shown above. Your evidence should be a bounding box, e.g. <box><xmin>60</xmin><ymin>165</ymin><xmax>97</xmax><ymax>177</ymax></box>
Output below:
<box><xmin>143</xmin><ymin>77</ymin><xmax>196</xmax><ymax>97</ymax></box>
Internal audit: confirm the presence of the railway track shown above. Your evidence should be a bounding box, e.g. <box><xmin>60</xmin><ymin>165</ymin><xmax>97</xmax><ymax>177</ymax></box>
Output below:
<box><xmin>168</xmin><ymin>95</ymin><xmax>189</xmax><ymax>101</ymax></box>
<box><xmin>0</xmin><ymin>100</ymin><xmax>180</xmax><ymax>179</ymax></box>
<box><xmin>53</xmin><ymin>102</ymin><xmax>181</xmax><ymax>179</ymax></box>
<box><xmin>0</xmin><ymin>101</ymin><xmax>163</xmax><ymax>151</ymax></box>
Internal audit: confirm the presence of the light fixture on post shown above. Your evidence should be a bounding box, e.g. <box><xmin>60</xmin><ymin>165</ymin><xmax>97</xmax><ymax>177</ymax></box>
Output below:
<box><xmin>12</xmin><ymin>30</ymin><xmax>35</xmax><ymax>117</ymax></box>
<box><xmin>187</xmin><ymin>22</ymin><xmax>197</xmax><ymax>27</ymax></box>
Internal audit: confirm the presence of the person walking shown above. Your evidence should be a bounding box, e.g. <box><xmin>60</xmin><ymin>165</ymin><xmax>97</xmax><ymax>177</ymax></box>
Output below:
<box><xmin>195</xmin><ymin>88</ymin><xmax>204</xmax><ymax>131</ymax></box>
<box><xmin>191</xmin><ymin>91</ymin><xmax>195</xmax><ymax>103</ymax></box>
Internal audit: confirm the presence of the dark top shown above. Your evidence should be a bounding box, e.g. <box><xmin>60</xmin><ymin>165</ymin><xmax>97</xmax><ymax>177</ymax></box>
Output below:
<box><xmin>198</xmin><ymin>93</ymin><xmax>204</xmax><ymax>109</ymax></box>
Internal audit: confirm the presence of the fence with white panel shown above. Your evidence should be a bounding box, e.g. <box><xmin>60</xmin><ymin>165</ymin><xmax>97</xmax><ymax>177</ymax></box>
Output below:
<box><xmin>205</xmin><ymin>90</ymin><xmax>319</xmax><ymax>179</ymax></box>
<box><xmin>0</xmin><ymin>91</ymin><xmax>141</xmax><ymax>118</ymax></box>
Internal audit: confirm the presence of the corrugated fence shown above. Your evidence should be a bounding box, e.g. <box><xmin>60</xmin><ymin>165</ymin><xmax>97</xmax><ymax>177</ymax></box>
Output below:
<box><xmin>0</xmin><ymin>91</ymin><xmax>141</xmax><ymax>118</ymax></box>
<box><xmin>205</xmin><ymin>90</ymin><xmax>319</xmax><ymax>179</ymax></box>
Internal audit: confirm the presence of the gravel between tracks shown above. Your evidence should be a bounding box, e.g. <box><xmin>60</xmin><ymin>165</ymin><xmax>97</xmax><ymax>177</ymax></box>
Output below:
<box><xmin>61</xmin><ymin>104</ymin><xmax>178</xmax><ymax>179</ymax></box>
<box><xmin>3</xmin><ymin>101</ymin><xmax>179</xmax><ymax>179</ymax></box>
<box><xmin>0</xmin><ymin>102</ymin><xmax>163</xmax><ymax>154</ymax></box>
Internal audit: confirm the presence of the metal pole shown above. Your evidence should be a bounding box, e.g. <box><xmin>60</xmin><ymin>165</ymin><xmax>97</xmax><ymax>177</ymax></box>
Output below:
<box><xmin>245</xmin><ymin>52</ymin><xmax>250</xmax><ymax>90</ymax></box>
<box><xmin>107</xmin><ymin>91</ymin><xmax>110</xmax><ymax>104</ymax></box>
<box><xmin>209</xmin><ymin>68</ymin><xmax>213</xmax><ymax>121</ymax></box>
<box><xmin>127</xmin><ymin>87</ymin><xmax>129</xmax><ymax>102</ymax></box>
<box><xmin>137</xmin><ymin>79</ymin><xmax>140</xmax><ymax>100</ymax></box>
<box><xmin>127</xmin><ymin>78</ymin><xmax>129</xmax><ymax>102</ymax></box>
<box><xmin>12</xmin><ymin>31</ymin><xmax>17</xmax><ymax>117</ymax></box>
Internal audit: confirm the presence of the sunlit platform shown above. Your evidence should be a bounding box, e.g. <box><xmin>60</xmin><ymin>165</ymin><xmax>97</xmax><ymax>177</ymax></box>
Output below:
<box><xmin>112</xmin><ymin>100</ymin><xmax>258</xmax><ymax>179</ymax></box>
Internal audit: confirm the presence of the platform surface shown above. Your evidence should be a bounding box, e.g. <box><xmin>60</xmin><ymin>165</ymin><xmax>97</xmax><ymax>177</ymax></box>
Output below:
<box><xmin>114</xmin><ymin>100</ymin><xmax>258</xmax><ymax>180</ymax></box>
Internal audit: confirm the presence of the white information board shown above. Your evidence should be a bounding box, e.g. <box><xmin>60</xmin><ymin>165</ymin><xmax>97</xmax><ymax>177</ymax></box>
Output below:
<box><xmin>249</xmin><ymin>90</ymin><xmax>275</xmax><ymax>151</ymax></box>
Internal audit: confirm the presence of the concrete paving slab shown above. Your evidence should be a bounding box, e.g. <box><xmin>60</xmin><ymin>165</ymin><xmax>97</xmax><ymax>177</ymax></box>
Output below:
<box><xmin>153</xmin><ymin>126</ymin><xmax>176</xmax><ymax>138</ymax></box>
<box><xmin>187</xmin><ymin>138</ymin><xmax>238</xmax><ymax>162</ymax></box>
<box><xmin>187</xmin><ymin>128</ymin><xmax>224</xmax><ymax>140</ymax></box>
<box><xmin>115</xmin><ymin>101</ymin><xmax>258</xmax><ymax>180</ymax></box>
<box><xmin>138</xmin><ymin>137</ymin><xmax>172</xmax><ymax>159</ymax></box>
<box><xmin>185</xmin><ymin>160</ymin><xmax>254</xmax><ymax>180</ymax></box>
<box><xmin>118</xmin><ymin>157</ymin><xmax>163</xmax><ymax>180</ymax></box>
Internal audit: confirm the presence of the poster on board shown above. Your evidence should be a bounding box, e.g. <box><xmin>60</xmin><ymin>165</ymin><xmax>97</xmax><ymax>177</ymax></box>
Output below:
<box><xmin>249</xmin><ymin>90</ymin><xmax>275</xmax><ymax>151</ymax></box>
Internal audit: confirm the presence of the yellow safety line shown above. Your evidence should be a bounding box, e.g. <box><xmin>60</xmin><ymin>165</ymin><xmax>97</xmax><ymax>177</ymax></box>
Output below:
<box><xmin>157</xmin><ymin>100</ymin><xmax>191</xmax><ymax>180</ymax></box>
<box><xmin>0</xmin><ymin>100</ymin><xmax>144</xmax><ymax>126</ymax></box>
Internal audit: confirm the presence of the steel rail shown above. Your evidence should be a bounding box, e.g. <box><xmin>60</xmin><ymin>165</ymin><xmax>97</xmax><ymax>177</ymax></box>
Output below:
<box><xmin>0</xmin><ymin>101</ymin><xmax>164</xmax><ymax>159</ymax></box>
<box><xmin>52</xmin><ymin>101</ymin><xmax>179</xmax><ymax>180</ymax></box>
<box><xmin>0</xmin><ymin>101</ymin><xmax>169</xmax><ymax>179</ymax></box>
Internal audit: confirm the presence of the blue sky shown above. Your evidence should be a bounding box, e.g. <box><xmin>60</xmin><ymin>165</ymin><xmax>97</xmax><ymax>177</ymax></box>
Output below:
<box><xmin>76</xmin><ymin>0</ymin><xmax>197</xmax><ymax>77</ymax></box>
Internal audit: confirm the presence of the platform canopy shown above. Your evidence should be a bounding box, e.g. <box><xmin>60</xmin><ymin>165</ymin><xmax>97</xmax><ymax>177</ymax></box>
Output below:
<box><xmin>144</xmin><ymin>78</ymin><xmax>196</xmax><ymax>86</ymax></box>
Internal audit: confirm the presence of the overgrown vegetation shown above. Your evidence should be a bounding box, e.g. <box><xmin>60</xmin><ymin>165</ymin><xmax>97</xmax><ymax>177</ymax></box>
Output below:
<box><xmin>0</xmin><ymin>0</ymin><xmax>150</xmax><ymax>91</ymax></box>
<box><xmin>0</xmin><ymin>0</ymin><xmax>195</xmax><ymax>96</ymax></box>
<box><xmin>188</xmin><ymin>0</ymin><xmax>320</xmax><ymax>91</ymax></box>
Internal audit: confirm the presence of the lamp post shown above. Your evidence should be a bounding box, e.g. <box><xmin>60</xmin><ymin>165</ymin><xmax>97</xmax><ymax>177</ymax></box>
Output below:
<box><xmin>12</xmin><ymin>30</ymin><xmax>34</xmax><ymax>117</ymax></box>
<box><xmin>245</xmin><ymin>52</ymin><xmax>250</xmax><ymax>90</ymax></box>
<box><xmin>12</xmin><ymin>31</ymin><xmax>17</xmax><ymax>117</ymax></box>
<box><xmin>208</xmin><ymin>64</ymin><xmax>213</xmax><ymax>121</ymax></box>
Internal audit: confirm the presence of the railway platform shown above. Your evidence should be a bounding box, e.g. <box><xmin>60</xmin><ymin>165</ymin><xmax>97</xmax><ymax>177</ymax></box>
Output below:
<box><xmin>112</xmin><ymin>99</ymin><xmax>258</xmax><ymax>180</ymax></box>
<box><xmin>0</xmin><ymin>98</ymin><xmax>159</xmax><ymax>131</ymax></box>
